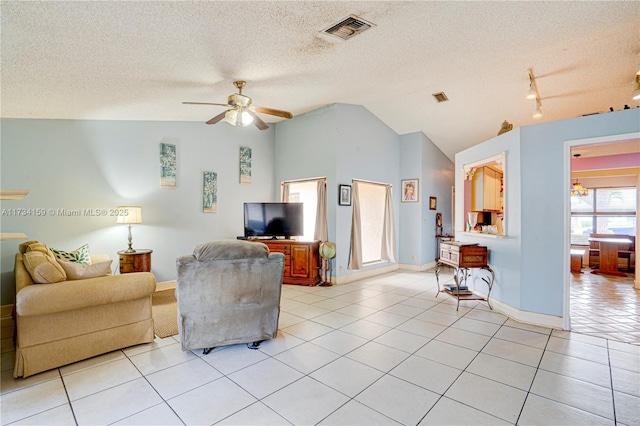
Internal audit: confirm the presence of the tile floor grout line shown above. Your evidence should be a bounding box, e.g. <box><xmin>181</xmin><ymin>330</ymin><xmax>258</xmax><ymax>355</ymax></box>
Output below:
<box><xmin>514</xmin><ymin>327</ymin><xmax>553</xmax><ymax>426</ymax></box>
<box><xmin>605</xmin><ymin>339</ymin><xmax>619</xmax><ymax>426</ymax></box>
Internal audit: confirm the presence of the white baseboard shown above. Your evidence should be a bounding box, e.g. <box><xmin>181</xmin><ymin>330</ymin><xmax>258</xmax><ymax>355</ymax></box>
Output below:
<box><xmin>489</xmin><ymin>297</ymin><xmax>564</xmax><ymax>330</ymax></box>
<box><xmin>335</xmin><ymin>264</ymin><xmax>399</xmax><ymax>285</ymax></box>
<box><xmin>398</xmin><ymin>261</ymin><xmax>438</xmax><ymax>272</ymax></box>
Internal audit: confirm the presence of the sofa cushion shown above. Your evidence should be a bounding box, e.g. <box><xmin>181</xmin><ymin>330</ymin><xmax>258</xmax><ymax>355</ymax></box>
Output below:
<box><xmin>18</xmin><ymin>240</ymin><xmax>41</xmax><ymax>254</ymax></box>
<box><xmin>59</xmin><ymin>260</ymin><xmax>113</xmax><ymax>280</ymax></box>
<box><xmin>193</xmin><ymin>240</ymin><xmax>269</xmax><ymax>260</ymax></box>
<box><xmin>51</xmin><ymin>244</ymin><xmax>91</xmax><ymax>264</ymax></box>
<box><xmin>22</xmin><ymin>250</ymin><xmax>67</xmax><ymax>284</ymax></box>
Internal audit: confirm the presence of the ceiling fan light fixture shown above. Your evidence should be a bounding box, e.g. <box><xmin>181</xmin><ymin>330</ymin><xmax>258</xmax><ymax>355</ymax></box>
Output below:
<box><xmin>224</xmin><ymin>109</ymin><xmax>254</xmax><ymax>127</ymax></box>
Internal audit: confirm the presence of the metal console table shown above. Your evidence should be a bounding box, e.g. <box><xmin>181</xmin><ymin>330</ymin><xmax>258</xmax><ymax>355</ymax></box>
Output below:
<box><xmin>435</xmin><ymin>241</ymin><xmax>495</xmax><ymax>311</ymax></box>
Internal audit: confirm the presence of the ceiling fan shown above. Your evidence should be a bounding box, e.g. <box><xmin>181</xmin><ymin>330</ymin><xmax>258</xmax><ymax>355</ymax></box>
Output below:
<box><xmin>183</xmin><ymin>81</ymin><xmax>293</xmax><ymax>130</ymax></box>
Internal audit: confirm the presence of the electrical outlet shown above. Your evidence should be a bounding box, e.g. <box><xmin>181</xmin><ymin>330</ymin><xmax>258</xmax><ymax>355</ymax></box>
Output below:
<box><xmin>339</xmin><ymin>266</ymin><xmax>344</xmax><ymax>272</ymax></box>
<box><xmin>412</xmin><ymin>255</ymin><xmax>416</xmax><ymax>260</ymax></box>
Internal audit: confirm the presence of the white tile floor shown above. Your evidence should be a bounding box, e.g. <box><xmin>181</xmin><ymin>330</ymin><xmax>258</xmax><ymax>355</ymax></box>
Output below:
<box><xmin>2</xmin><ymin>270</ymin><xmax>639</xmax><ymax>425</ymax></box>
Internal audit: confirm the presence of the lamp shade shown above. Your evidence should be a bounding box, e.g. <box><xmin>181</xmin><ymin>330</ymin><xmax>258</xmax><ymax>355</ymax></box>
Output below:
<box><xmin>116</xmin><ymin>206</ymin><xmax>142</xmax><ymax>224</ymax></box>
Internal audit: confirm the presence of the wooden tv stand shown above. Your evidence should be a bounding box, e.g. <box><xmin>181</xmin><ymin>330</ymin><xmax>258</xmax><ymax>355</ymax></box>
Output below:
<box><xmin>249</xmin><ymin>239</ymin><xmax>320</xmax><ymax>286</ymax></box>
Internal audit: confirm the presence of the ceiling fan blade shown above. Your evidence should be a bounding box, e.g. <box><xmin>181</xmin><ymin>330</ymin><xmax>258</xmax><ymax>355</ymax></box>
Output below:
<box><xmin>183</xmin><ymin>102</ymin><xmax>230</xmax><ymax>107</ymax></box>
<box><xmin>248</xmin><ymin>111</ymin><xmax>269</xmax><ymax>130</ymax></box>
<box><xmin>206</xmin><ymin>111</ymin><xmax>228</xmax><ymax>125</ymax></box>
<box><xmin>253</xmin><ymin>106</ymin><xmax>293</xmax><ymax>119</ymax></box>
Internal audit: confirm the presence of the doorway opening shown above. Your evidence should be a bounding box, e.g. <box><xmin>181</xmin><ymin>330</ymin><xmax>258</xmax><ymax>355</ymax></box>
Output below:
<box><xmin>565</xmin><ymin>133</ymin><xmax>639</xmax><ymax>345</ymax></box>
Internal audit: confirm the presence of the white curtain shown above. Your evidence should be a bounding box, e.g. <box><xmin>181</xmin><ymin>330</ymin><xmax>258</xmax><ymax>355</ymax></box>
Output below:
<box><xmin>314</xmin><ymin>179</ymin><xmax>328</xmax><ymax>242</ymax></box>
<box><xmin>281</xmin><ymin>182</ymin><xmax>290</xmax><ymax>202</ymax></box>
<box><xmin>381</xmin><ymin>185</ymin><xmax>397</xmax><ymax>262</ymax></box>
<box><xmin>348</xmin><ymin>181</ymin><xmax>363</xmax><ymax>270</ymax></box>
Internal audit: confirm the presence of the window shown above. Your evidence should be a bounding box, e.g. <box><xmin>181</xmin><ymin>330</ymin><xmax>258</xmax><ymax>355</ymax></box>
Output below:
<box><xmin>570</xmin><ymin>187</ymin><xmax>636</xmax><ymax>245</ymax></box>
<box><xmin>358</xmin><ymin>182</ymin><xmax>387</xmax><ymax>263</ymax></box>
<box><xmin>281</xmin><ymin>177</ymin><xmax>327</xmax><ymax>242</ymax></box>
<box><xmin>348</xmin><ymin>180</ymin><xmax>396</xmax><ymax>269</ymax></box>
<box><xmin>286</xmin><ymin>180</ymin><xmax>318</xmax><ymax>241</ymax></box>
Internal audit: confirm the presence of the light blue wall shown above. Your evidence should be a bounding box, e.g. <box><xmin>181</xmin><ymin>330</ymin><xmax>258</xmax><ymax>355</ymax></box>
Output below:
<box><xmin>336</xmin><ymin>104</ymin><xmax>401</xmax><ymax>278</ymax></box>
<box><xmin>0</xmin><ymin>118</ymin><xmax>275</xmax><ymax>304</ymax></box>
<box><xmin>399</xmin><ymin>132</ymin><xmax>455</xmax><ymax>265</ymax></box>
<box><xmin>455</xmin><ymin>128</ymin><xmax>522</xmax><ymax>309</ymax></box>
<box><xmin>275</xmin><ymin>104</ymin><xmax>402</xmax><ymax>279</ymax></box>
<box><xmin>455</xmin><ymin>109</ymin><xmax>640</xmax><ymax>317</ymax></box>
<box><xmin>519</xmin><ymin>109</ymin><xmax>640</xmax><ymax>315</ymax></box>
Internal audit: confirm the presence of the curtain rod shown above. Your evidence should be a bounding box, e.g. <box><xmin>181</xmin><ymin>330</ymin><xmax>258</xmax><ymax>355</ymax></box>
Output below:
<box><xmin>280</xmin><ymin>176</ymin><xmax>327</xmax><ymax>185</ymax></box>
<box><xmin>352</xmin><ymin>178</ymin><xmax>392</xmax><ymax>188</ymax></box>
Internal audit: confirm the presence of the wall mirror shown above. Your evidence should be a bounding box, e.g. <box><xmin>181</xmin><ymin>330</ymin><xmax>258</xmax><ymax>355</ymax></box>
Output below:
<box><xmin>462</xmin><ymin>152</ymin><xmax>506</xmax><ymax>236</ymax></box>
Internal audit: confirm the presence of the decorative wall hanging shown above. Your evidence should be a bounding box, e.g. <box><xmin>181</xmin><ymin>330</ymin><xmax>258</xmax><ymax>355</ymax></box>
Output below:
<box><xmin>401</xmin><ymin>179</ymin><xmax>419</xmax><ymax>202</ymax></box>
<box><xmin>429</xmin><ymin>196</ymin><xmax>437</xmax><ymax>210</ymax></box>
<box><xmin>159</xmin><ymin>143</ymin><xmax>177</xmax><ymax>189</ymax></box>
<box><xmin>240</xmin><ymin>147</ymin><xmax>252</xmax><ymax>184</ymax></box>
<box><xmin>338</xmin><ymin>184</ymin><xmax>351</xmax><ymax>206</ymax></box>
<box><xmin>203</xmin><ymin>171</ymin><xmax>217</xmax><ymax>213</ymax></box>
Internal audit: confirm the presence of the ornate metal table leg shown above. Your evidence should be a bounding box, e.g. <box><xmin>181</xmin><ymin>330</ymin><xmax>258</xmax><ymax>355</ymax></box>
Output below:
<box><xmin>480</xmin><ymin>265</ymin><xmax>495</xmax><ymax>310</ymax></box>
<box><xmin>435</xmin><ymin>261</ymin><xmax>443</xmax><ymax>298</ymax></box>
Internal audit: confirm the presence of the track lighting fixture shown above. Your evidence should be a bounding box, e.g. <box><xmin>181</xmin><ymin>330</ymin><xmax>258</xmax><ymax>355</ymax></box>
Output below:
<box><xmin>633</xmin><ymin>75</ymin><xmax>640</xmax><ymax>101</ymax></box>
<box><xmin>527</xmin><ymin>68</ymin><xmax>543</xmax><ymax>118</ymax></box>
<box><xmin>533</xmin><ymin>99</ymin><xmax>543</xmax><ymax>119</ymax></box>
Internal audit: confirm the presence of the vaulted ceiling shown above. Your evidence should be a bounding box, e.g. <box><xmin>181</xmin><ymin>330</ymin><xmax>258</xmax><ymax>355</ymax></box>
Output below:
<box><xmin>2</xmin><ymin>1</ymin><xmax>639</xmax><ymax>160</ymax></box>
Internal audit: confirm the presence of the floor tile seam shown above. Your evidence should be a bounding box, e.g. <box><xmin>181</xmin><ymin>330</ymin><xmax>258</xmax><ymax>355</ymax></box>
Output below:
<box><xmin>497</xmin><ymin>323</ymin><xmax>554</xmax><ymax>339</ymax></box>
<box><xmin>490</xmin><ymin>335</ymin><xmax>552</xmax><ymax>352</ymax></box>
<box><xmin>536</xmin><ymin>363</ymin><xmax>614</xmax><ymax>390</ymax></box>
<box><xmin>4</xmin><ymin>400</ymin><xmax>75</xmax><ymax>426</ymax></box>
<box><xmin>223</xmin><ymin>360</ymin><xmax>303</xmax><ymax>403</ymax></box>
<box><xmin>605</xmin><ymin>340</ymin><xmax>622</xmax><ymax>425</ymax></box>
<box><xmin>217</xmin><ymin>400</ymin><xmax>293</xmax><ymax>426</ymax></box>
<box><xmin>522</xmin><ymin>392</ymin><xmax>615</xmax><ymax>424</ymax></box>
<box><xmin>0</xmin><ymin>373</ymin><xmax>63</xmax><ymax>397</ymax></box>
<box><xmin>541</xmin><ymin>346</ymin><xmax>612</xmax><ymax>367</ymax></box>
<box><xmin>525</xmin><ymin>387</ymin><xmax>617</xmax><ymax>422</ymax></box>
<box><xmin>541</xmin><ymin>349</ymin><xmax>611</xmax><ymax>375</ymax></box>
<box><xmin>515</xmin><ymin>327</ymin><xmax>566</xmax><ymax>425</ymax></box>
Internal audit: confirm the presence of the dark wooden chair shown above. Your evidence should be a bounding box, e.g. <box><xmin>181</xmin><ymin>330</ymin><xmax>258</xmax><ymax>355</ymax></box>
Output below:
<box><xmin>618</xmin><ymin>235</ymin><xmax>635</xmax><ymax>272</ymax></box>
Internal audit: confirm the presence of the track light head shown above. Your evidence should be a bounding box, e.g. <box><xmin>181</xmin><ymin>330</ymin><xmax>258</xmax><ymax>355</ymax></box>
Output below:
<box><xmin>533</xmin><ymin>99</ymin><xmax>543</xmax><ymax>119</ymax></box>
<box><xmin>633</xmin><ymin>75</ymin><xmax>640</xmax><ymax>101</ymax></box>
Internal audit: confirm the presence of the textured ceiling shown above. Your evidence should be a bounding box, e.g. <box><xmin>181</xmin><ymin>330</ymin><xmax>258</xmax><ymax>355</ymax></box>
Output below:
<box><xmin>2</xmin><ymin>1</ymin><xmax>640</xmax><ymax>160</ymax></box>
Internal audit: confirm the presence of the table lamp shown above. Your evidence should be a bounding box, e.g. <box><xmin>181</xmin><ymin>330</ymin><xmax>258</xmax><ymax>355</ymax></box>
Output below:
<box><xmin>116</xmin><ymin>206</ymin><xmax>142</xmax><ymax>253</ymax></box>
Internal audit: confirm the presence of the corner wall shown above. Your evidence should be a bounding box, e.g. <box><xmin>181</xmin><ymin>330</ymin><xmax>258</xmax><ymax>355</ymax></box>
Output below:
<box><xmin>0</xmin><ymin>118</ymin><xmax>276</xmax><ymax>304</ymax></box>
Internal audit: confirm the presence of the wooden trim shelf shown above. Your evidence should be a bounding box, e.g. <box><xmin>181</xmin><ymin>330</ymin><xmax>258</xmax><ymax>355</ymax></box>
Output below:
<box><xmin>0</xmin><ymin>190</ymin><xmax>30</xmax><ymax>200</ymax></box>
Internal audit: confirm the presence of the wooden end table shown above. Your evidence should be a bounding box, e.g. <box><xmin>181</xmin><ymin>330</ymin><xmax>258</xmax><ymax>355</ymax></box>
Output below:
<box><xmin>118</xmin><ymin>249</ymin><xmax>152</xmax><ymax>274</ymax></box>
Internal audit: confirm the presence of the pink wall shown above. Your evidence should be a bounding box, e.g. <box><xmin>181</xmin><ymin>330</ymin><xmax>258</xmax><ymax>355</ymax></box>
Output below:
<box><xmin>572</xmin><ymin>152</ymin><xmax>640</xmax><ymax>171</ymax></box>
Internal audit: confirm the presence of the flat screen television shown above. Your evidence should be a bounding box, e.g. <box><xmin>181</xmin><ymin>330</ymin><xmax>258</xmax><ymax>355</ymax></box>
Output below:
<box><xmin>244</xmin><ymin>202</ymin><xmax>304</xmax><ymax>239</ymax></box>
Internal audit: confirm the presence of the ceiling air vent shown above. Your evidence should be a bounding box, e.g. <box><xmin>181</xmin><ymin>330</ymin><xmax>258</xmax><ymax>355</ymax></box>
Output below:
<box><xmin>432</xmin><ymin>92</ymin><xmax>449</xmax><ymax>103</ymax></box>
<box><xmin>323</xmin><ymin>15</ymin><xmax>374</xmax><ymax>40</ymax></box>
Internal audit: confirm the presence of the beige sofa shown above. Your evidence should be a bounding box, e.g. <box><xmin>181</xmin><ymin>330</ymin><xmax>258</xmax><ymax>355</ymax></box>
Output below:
<box><xmin>176</xmin><ymin>240</ymin><xmax>284</xmax><ymax>353</ymax></box>
<box><xmin>13</xmin><ymin>243</ymin><xmax>156</xmax><ymax>378</ymax></box>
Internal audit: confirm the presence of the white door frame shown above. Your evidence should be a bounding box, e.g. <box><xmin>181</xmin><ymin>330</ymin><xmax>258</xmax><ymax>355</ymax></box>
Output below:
<box><xmin>563</xmin><ymin>132</ymin><xmax>640</xmax><ymax>331</ymax></box>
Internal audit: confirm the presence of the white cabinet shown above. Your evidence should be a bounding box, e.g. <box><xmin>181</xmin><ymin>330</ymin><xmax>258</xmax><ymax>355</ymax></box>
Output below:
<box><xmin>471</xmin><ymin>167</ymin><xmax>502</xmax><ymax>211</ymax></box>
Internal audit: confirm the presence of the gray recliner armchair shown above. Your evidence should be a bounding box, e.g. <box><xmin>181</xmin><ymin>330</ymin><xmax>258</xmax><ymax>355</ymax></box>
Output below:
<box><xmin>176</xmin><ymin>239</ymin><xmax>285</xmax><ymax>353</ymax></box>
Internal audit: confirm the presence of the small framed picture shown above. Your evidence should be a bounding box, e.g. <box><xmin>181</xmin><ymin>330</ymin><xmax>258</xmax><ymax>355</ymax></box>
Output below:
<box><xmin>401</xmin><ymin>179</ymin><xmax>419</xmax><ymax>202</ymax></box>
<box><xmin>429</xmin><ymin>196</ymin><xmax>437</xmax><ymax>210</ymax></box>
<box><xmin>338</xmin><ymin>184</ymin><xmax>351</xmax><ymax>206</ymax></box>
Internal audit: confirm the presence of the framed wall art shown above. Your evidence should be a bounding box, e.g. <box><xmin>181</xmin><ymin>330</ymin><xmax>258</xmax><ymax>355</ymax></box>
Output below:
<box><xmin>401</xmin><ymin>179</ymin><xmax>418</xmax><ymax>202</ymax></box>
<box><xmin>203</xmin><ymin>171</ymin><xmax>217</xmax><ymax>213</ymax></box>
<box><xmin>429</xmin><ymin>196</ymin><xmax>437</xmax><ymax>210</ymax></box>
<box><xmin>239</xmin><ymin>147</ymin><xmax>252</xmax><ymax>184</ymax></box>
<box><xmin>338</xmin><ymin>184</ymin><xmax>351</xmax><ymax>206</ymax></box>
<box><xmin>159</xmin><ymin>143</ymin><xmax>177</xmax><ymax>189</ymax></box>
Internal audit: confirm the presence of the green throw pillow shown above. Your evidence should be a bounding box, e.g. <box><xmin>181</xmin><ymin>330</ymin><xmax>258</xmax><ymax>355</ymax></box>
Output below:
<box><xmin>50</xmin><ymin>244</ymin><xmax>91</xmax><ymax>264</ymax></box>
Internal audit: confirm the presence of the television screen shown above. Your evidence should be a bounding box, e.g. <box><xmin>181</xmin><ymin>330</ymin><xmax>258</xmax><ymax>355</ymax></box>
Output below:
<box><xmin>244</xmin><ymin>202</ymin><xmax>304</xmax><ymax>239</ymax></box>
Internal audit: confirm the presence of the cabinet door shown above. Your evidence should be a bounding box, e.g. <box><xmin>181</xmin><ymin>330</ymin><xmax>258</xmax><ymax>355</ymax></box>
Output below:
<box><xmin>290</xmin><ymin>245</ymin><xmax>311</xmax><ymax>278</ymax></box>
<box><xmin>483</xmin><ymin>167</ymin><xmax>497</xmax><ymax>210</ymax></box>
